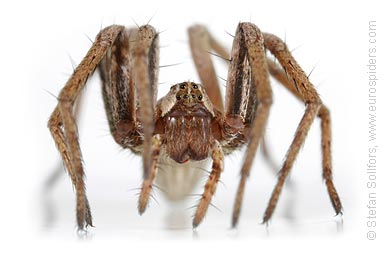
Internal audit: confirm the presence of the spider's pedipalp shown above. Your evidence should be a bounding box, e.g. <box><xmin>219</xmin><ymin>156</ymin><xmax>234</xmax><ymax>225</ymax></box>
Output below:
<box><xmin>138</xmin><ymin>134</ymin><xmax>163</xmax><ymax>214</ymax></box>
<box><xmin>192</xmin><ymin>140</ymin><xmax>224</xmax><ymax>228</ymax></box>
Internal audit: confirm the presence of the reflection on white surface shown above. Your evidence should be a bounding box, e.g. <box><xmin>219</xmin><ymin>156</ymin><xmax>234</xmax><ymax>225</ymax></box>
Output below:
<box><xmin>39</xmin><ymin>162</ymin><xmax>345</xmax><ymax>240</ymax></box>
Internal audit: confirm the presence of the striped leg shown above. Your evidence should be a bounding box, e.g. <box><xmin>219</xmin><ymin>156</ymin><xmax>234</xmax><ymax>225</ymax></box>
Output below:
<box><xmin>138</xmin><ymin>134</ymin><xmax>163</xmax><ymax>214</ymax></box>
<box><xmin>48</xmin><ymin>25</ymin><xmax>125</xmax><ymax>230</ymax></box>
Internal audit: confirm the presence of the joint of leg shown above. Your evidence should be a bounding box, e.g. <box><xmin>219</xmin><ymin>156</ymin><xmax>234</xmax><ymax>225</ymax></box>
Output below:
<box><xmin>224</xmin><ymin>114</ymin><xmax>244</xmax><ymax>134</ymax></box>
<box><xmin>48</xmin><ymin>120</ymin><xmax>60</xmax><ymax>132</ymax></box>
<box><xmin>318</xmin><ymin>105</ymin><xmax>330</xmax><ymax>118</ymax></box>
<box><xmin>57</xmin><ymin>93</ymin><xmax>75</xmax><ymax>106</ymax></box>
<box><xmin>322</xmin><ymin>168</ymin><xmax>333</xmax><ymax>180</ymax></box>
<box><xmin>258</xmin><ymin>97</ymin><xmax>273</xmax><ymax>107</ymax></box>
<box><xmin>304</xmin><ymin>90</ymin><xmax>322</xmax><ymax>106</ymax></box>
<box><xmin>112</xmin><ymin>120</ymin><xmax>135</xmax><ymax>145</ymax></box>
<box><xmin>263</xmin><ymin>33</ymin><xmax>286</xmax><ymax>52</ymax></box>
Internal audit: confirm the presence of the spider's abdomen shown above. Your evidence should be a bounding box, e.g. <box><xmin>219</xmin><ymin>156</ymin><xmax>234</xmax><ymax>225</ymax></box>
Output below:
<box><xmin>164</xmin><ymin>113</ymin><xmax>213</xmax><ymax>164</ymax></box>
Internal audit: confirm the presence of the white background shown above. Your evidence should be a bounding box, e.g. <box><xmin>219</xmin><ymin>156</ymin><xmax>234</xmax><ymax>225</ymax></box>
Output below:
<box><xmin>0</xmin><ymin>0</ymin><xmax>381</xmax><ymax>254</ymax></box>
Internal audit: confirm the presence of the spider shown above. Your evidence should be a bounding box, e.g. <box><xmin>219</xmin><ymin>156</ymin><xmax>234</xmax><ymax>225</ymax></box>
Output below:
<box><xmin>48</xmin><ymin>22</ymin><xmax>343</xmax><ymax>230</ymax></box>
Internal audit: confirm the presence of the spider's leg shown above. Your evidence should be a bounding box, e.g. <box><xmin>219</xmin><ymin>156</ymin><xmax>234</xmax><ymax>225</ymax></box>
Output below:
<box><xmin>98</xmin><ymin>25</ymin><xmax>160</xmax><ymax>214</ymax></box>
<box><xmin>99</xmin><ymin>28</ymin><xmax>142</xmax><ymax>151</ymax></box>
<box><xmin>261</xmin><ymin>33</ymin><xmax>342</xmax><ymax>223</ymax></box>
<box><xmin>45</xmin><ymin>90</ymin><xmax>85</xmax><ymax>189</ymax></box>
<box><xmin>193</xmin><ymin>140</ymin><xmax>224</xmax><ymax>228</ymax></box>
<box><xmin>188</xmin><ymin>25</ymin><xmax>227</xmax><ymax>111</ymax></box>
<box><xmin>267</xmin><ymin>58</ymin><xmax>342</xmax><ymax>218</ymax></box>
<box><xmin>43</xmin><ymin>90</ymin><xmax>86</xmax><ymax>227</ymax></box>
<box><xmin>137</xmin><ymin>134</ymin><xmax>163</xmax><ymax>214</ymax></box>
<box><xmin>225</xmin><ymin>23</ymin><xmax>273</xmax><ymax>228</ymax></box>
<box><xmin>48</xmin><ymin>25</ymin><xmax>125</xmax><ymax>230</ymax></box>
<box><xmin>99</xmin><ymin>25</ymin><xmax>159</xmax><ymax>156</ymax></box>
<box><xmin>133</xmin><ymin>25</ymin><xmax>159</xmax><ymax>179</ymax></box>
<box><xmin>188</xmin><ymin>24</ymin><xmax>279</xmax><ymax>176</ymax></box>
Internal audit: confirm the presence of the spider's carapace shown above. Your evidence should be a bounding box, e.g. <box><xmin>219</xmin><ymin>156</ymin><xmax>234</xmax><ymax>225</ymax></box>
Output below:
<box><xmin>156</xmin><ymin>81</ymin><xmax>217</xmax><ymax>163</ymax></box>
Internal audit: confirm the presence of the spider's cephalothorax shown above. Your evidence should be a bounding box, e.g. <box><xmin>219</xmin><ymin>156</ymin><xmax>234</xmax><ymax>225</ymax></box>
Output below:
<box><xmin>48</xmin><ymin>23</ymin><xmax>343</xmax><ymax>230</ymax></box>
<box><xmin>152</xmin><ymin>81</ymin><xmax>221</xmax><ymax>202</ymax></box>
<box><xmin>158</xmin><ymin>81</ymin><xmax>216</xmax><ymax>163</ymax></box>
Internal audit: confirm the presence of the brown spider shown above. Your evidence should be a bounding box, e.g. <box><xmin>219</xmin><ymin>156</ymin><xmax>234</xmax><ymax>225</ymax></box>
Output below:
<box><xmin>48</xmin><ymin>22</ymin><xmax>342</xmax><ymax>230</ymax></box>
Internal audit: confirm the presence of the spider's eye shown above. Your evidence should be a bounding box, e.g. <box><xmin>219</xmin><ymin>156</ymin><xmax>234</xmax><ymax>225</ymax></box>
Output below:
<box><xmin>183</xmin><ymin>94</ymin><xmax>189</xmax><ymax>99</ymax></box>
<box><xmin>198</xmin><ymin>95</ymin><xmax>203</xmax><ymax>100</ymax></box>
<box><xmin>191</xmin><ymin>94</ymin><xmax>196</xmax><ymax>98</ymax></box>
<box><xmin>176</xmin><ymin>95</ymin><xmax>181</xmax><ymax>100</ymax></box>
<box><xmin>192</xmin><ymin>84</ymin><xmax>198</xmax><ymax>89</ymax></box>
<box><xmin>180</xmin><ymin>84</ymin><xmax>186</xmax><ymax>89</ymax></box>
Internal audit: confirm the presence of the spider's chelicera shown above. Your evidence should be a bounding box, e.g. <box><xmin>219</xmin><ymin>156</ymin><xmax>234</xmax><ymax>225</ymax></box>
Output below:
<box><xmin>48</xmin><ymin>23</ymin><xmax>343</xmax><ymax>230</ymax></box>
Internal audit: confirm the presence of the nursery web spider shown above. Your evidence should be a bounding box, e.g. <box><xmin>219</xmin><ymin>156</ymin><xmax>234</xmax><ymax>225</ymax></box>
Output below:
<box><xmin>48</xmin><ymin>22</ymin><xmax>342</xmax><ymax>230</ymax></box>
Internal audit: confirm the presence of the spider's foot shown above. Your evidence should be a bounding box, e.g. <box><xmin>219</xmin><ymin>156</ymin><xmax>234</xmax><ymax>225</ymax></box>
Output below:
<box><xmin>76</xmin><ymin>209</ymin><xmax>94</xmax><ymax>231</ymax></box>
<box><xmin>231</xmin><ymin>187</ymin><xmax>245</xmax><ymax>229</ymax></box>
<box><xmin>331</xmin><ymin>198</ymin><xmax>343</xmax><ymax>217</ymax></box>
<box><xmin>231</xmin><ymin>216</ymin><xmax>239</xmax><ymax>229</ymax></box>
<box><xmin>262</xmin><ymin>205</ymin><xmax>276</xmax><ymax>226</ymax></box>
<box><xmin>231</xmin><ymin>208</ymin><xmax>241</xmax><ymax>229</ymax></box>
<box><xmin>192</xmin><ymin>196</ymin><xmax>211</xmax><ymax>229</ymax></box>
<box><xmin>85</xmin><ymin>214</ymin><xmax>94</xmax><ymax>228</ymax></box>
<box><xmin>138</xmin><ymin>180</ymin><xmax>152</xmax><ymax>215</ymax></box>
<box><xmin>76</xmin><ymin>197</ymin><xmax>94</xmax><ymax>230</ymax></box>
<box><xmin>231</xmin><ymin>176</ymin><xmax>247</xmax><ymax>228</ymax></box>
<box><xmin>192</xmin><ymin>216</ymin><xmax>202</xmax><ymax>229</ymax></box>
<box><xmin>262</xmin><ymin>217</ymin><xmax>270</xmax><ymax>227</ymax></box>
<box><xmin>325</xmin><ymin>178</ymin><xmax>343</xmax><ymax>217</ymax></box>
<box><xmin>76</xmin><ymin>224</ymin><xmax>94</xmax><ymax>240</ymax></box>
<box><xmin>335</xmin><ymin>209</ymin><xmax>344</xmax><ymax>217</ymax></box>
<box><xmin>138</xmin><ymin>202</ymin><xmax>148</xmax><ymax>215</ymax></box>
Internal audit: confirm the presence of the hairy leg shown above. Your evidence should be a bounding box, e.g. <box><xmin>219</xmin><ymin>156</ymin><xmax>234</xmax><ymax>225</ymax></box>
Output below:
<box><xmin>193</xmin><ymin>140</ymin><xmax>224</xmax><ymax>228</ymax></box>
<box><xmin>188</xmin><ymin>25</ymin><xmax>225</xmax><ymax>111</ymax></box>
<box><xmin>188</xmin><ymin>24</ymin><xmax>279</xmax><ymax>178</ymax></box>
<box><xmin>138</xmin><ymin>134</ymin><xmax>163</xmax><ymax>214</ymax></box>
<box><xmin>261</xmin><ymin>32</ymin><xmax>341</xmax><ymax>223</ymax></box>
<box><xmin>99</xmin><ymin>28</ymin><xmax>143</xmax><ymax>152</ymax></box>
<box><xmin>48</xmin><ymin>25</ymin><xmax>125</xmax><ymax>229</ymax></box>
<box><xmin>267</xmin><ymin>59</ymin><xmax>342</xmax><ymax>216</ymax></box>
<box><xmin>131</xmin><ymin>26</ymin><xmax>159</xmax><ymax>179</ymax></box>
<box><xmin>226</xmin><ymin>23</ymin><xmax>273</xmax><ymax>228</ymax></box>
<box><xmin>99</xmin><ymin>25</ymin><xmax>161</xmax><ymax>215</ymax></box>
